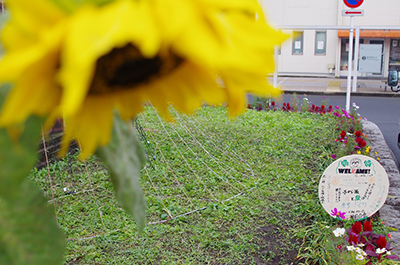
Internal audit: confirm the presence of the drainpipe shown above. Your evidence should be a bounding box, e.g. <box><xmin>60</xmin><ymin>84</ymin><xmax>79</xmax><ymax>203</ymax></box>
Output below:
<box><xmin>352</xmin><ymin>26</ymin><xmax>360</xmax><ymax>92</ymax></box>
<box><xmin>335</xmin><ymin>0</ymin><xmax>342</xmax><ymax>77</ymax></box>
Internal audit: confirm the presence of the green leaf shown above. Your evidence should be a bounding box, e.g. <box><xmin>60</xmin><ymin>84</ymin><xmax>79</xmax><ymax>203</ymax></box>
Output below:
<box><xmin>97</xmin><ymin>113</ymin><xmax>147</xmax><ymax>231</ymax></box>
<box><xmin>0</xmin><ymin>85</ymin><xmax>44</xmax><ymax>199</ymax></box>
<box><xmin>0</xmin><ymin>115</ymin><xmax>43</xmax><ymax>199</ymax></box>
<box><xmin>0</xmin><ymin>86</ymin><xmax>65</xmax><ymax>264</ymax></box>
<box><xmin>0</xmin><ymin>179</ymin><xmax>66</xmax><ymax>265</ymax></box>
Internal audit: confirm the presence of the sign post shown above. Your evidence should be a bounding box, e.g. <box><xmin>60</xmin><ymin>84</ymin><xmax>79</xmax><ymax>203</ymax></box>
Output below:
<box><xmin>342</xmin><ymin>0</ymin><xmax>364</xmax><ymax>111</ymax></box>
<box><xmin>346</xmin><ymin>16</ymin><xmax>354</xmax><ymax>112</ymax></box>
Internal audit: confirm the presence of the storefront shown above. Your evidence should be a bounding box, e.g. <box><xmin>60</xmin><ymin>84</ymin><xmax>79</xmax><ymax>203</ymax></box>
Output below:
<box><xmin>389</xmin><ymin>39</ymin><xmax>400</xmax><ymax>72</ymax></box>
<box><xmin>338</xmin><ymin>30</ymin><xmax>400</xmax><ymax>78</ymax></box>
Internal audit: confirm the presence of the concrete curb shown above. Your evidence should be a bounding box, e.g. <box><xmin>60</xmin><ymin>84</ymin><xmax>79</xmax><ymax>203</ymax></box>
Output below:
<box><xmin>362</xmin><ymin>120</ymin><xmax>400</xmax><ymax>254</ymax></box>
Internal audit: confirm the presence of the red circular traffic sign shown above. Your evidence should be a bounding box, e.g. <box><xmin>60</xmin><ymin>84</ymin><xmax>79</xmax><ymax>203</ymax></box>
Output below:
<box><xmin>343</xmin><ymin>0</ymin><xmax>364</xmax><ymax>8</ymax></box>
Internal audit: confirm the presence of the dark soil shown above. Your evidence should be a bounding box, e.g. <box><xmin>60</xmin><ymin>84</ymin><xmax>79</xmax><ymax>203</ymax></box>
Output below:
<box><xmin>249</xmin><ymin>224</ymin><xmax>301</xmax><ymax>265</ymax></box>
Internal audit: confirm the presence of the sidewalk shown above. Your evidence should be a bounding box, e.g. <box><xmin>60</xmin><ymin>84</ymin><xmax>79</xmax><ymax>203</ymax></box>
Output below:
<box><xmin>270</xmin><ymin>76</ymin><xmax>400</xmax><ymax>97</ymax></box>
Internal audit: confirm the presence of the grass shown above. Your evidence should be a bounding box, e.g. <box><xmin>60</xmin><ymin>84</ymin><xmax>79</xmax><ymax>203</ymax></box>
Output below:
<box><xmin>30</xmin><ymin>106</ymin><xmax>357</xmax><ymax>264</ymax></box>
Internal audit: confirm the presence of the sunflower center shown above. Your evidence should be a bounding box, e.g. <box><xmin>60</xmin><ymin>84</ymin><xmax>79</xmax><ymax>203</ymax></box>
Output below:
<box><xmin>89</xmin><ymin>44</ymin><xmax>182</xmax><ymax>94</ymax></box>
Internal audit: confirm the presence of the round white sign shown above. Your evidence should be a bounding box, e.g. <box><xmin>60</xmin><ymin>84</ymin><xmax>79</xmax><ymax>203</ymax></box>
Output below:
<box><xmin>318</xmin><ymin>154</ymin><xmax>389</xmax><ymax>220</ymax></box>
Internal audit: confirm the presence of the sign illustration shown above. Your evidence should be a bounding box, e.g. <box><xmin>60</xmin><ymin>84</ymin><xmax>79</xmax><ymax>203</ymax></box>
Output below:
<box><xmin>318</xmin><ymin>155</ymin><xmax>389</xmax><ymax>221</ymax></box>
<box><xmin>343</xmin><ymin>0</ymin><xmax>364</xmax><ymax>8</ymax></box>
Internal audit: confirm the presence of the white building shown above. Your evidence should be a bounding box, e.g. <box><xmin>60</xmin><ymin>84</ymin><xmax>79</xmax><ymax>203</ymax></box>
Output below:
<box><xmin>260</xmin><ymin>0</ymin><xmax>400</xmax><ymax>78</ymax></box>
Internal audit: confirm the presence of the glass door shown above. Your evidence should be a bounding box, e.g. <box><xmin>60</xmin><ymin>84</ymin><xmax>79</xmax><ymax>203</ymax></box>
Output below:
<box><xmin>368</xmin><ymin>39</ymin><xmax>385</xmax><ymax>76</ymax></box>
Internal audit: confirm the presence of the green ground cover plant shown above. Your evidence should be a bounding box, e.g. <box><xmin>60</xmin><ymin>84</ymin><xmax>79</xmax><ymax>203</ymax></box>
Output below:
<box><xmin>29</xmin><ymin>104</ymin><xmax>396</xmax><ymax>264</ymax></box>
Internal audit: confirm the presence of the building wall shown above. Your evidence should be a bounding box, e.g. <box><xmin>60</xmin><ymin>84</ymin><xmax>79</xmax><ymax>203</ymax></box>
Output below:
<box><xmin>340</xmin><ymin>1</ymin><xmax>400</xmax><ymax>26</ymax></box>
<box><xmin>261</xmin><ymin>0</ymin><xmax>338</xmax><ymax>26</ymax></box>
<box><xmin>261</xmin><ymin>0</ymin><xmax>340</xmax><ymax>76</ymax></box>
<box><xmin>277</xmin><ymin>30</ymin><xmax>337</xmax><ymax>75</ymax></box>
<box><xmin>261</xmin><ymin>0</ymin><xmax>400</xmax><ymax>78</ymax></box>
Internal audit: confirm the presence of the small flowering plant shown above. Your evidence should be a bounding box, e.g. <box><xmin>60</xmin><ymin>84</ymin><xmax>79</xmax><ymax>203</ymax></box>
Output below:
<box><xmin>331</xmin><ymin>105</ymin><xmax>371</xmax><ymax>158</ymax></box>
<box><xmin>332</xmin><ymin>220</ymin><xmax>400</xmax><ymax>264</ymax></box>
<box><xmin>331</xmin><ymin>208</ymin><xmax>346</xmax><ymax>220</ymax></box>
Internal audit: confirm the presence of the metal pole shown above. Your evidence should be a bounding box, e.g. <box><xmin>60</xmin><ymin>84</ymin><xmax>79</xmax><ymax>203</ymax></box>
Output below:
<box><xmin>346</xmin><ymin>16</ymin><xmax>354</xmax><ymax>112</ymax></box>
<box><xmin>352</xmin><ymin>26</ymin><xmax>360</xmax><ymax>92</ymax></box>
<box><xmin>273</xmin><ymin>45</ymin><xmax>278</xmax><ymax>88</ymax></box>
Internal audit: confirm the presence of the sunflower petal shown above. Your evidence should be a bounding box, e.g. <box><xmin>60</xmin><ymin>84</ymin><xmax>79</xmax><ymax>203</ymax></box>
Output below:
<box><xmin>59</xmin><ymin>0</ymin><xmax>160</xmax><ymax>116</ymax></box>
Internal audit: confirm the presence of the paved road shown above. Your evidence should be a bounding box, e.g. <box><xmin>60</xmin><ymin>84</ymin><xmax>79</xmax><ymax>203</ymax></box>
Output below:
<box><xmin>281</xmin><ymin>94</ymin><xmax>400</xmax><ymax>166</ymax></box>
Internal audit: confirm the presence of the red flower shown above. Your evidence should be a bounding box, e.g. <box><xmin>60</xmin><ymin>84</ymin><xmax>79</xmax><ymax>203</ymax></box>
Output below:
<box><xmin>340</xmin><ymin>130</ymin><xmax>346</xmax><ymax>139</ymax></box>
<box><xmin>355</xmin><ymin>131</ymin><xmax>362</xmax><ymax>137</ymax></box>
<box><xmin>361</xmin><ymin>140</ymin><xmax>367</xmax><ymax>148</ymax></box>
<box><xmin>352</xmin><ymin>221</ymin><xmax>362</xmax><ymax>234</ymax></box>
<box><xmin>376</xmin><ymin>236</ymin><xmax>387</xmax><ymax>249</ymax></box>
<box><xmin>363</xmin><ymin>220</ymin><xmax>373</xmax><ymax>232</ymax></box>
<box><xmin>271</xmin><ymin>101</ymin><xmax>275</xmax><ymax>106</ymax></box>
<box><xmin>348</xmin><ymin>234</ymin><xmax>359</xmax><ymax>245</ymax></box>
<box><xmin>321</xmin><ymin>105</ymin><xmax>325</xmax><ymax>110</ymax></box>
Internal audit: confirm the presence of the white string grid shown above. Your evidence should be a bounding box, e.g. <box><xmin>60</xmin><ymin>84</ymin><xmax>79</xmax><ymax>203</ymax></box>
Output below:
<box><xmin>34</xmin><ymin>106</ymin><xmax>258</xmax><ymax>241</ymax></box>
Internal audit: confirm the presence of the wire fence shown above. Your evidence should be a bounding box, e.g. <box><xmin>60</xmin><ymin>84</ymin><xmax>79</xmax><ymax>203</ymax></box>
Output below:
<box><xmin>34</xmin><ymin>106</ymin><xmax>257</xmax><ymax>243</ymax></box>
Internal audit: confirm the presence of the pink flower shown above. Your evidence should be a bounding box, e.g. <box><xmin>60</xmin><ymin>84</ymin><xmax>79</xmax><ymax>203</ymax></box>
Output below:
<box><xmin>331</xmin><ymin>208</ymin><xmax>346</xmax><ymax>219</ymax></box>
<box><xmin>332</xmin><ymin>154</ymin><xmax>337</xmax><ymax>159</ymax></box>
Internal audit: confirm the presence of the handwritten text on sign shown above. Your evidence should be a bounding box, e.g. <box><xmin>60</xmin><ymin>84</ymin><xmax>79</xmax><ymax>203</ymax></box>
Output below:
<box><xmin>319</xmin><ymin>155</ymin><xmax>389</xmax><ymax>220</ymax></box>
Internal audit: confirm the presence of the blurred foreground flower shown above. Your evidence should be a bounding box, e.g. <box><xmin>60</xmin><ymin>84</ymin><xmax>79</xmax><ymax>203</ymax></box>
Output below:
<box><xmin>0</xmin><ymin>0</ymin><xmax>287</xmax><ymax>158</ymax></box>
<box><xmin>0</xmin><ymin>1</ymin><xmax>287</xmax><ymax>263</ymax></box>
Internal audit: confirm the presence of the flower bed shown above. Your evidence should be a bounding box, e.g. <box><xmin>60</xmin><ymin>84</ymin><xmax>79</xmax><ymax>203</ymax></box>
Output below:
<box><xmin>332</xmin><ymin>220</ymin><xmax>400</xmax><ymax>264</ymax></box>
<box><xmin>248</xmin><ymin>94</ymin><xmax>399</xmax><ymax>263</ymax></box>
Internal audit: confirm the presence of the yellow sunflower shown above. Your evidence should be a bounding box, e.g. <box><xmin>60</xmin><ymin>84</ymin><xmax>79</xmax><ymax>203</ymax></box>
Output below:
<box><xmin>0</xmin><ymin>0</ymin><xmax>287</xmax><ymax>158</ymax></box>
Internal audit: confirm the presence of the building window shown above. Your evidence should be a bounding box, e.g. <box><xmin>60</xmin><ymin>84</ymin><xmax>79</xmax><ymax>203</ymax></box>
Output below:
<box><xmin>315</xmin><ymin>31</ymin><xmax>326</xmax><ymax>55</ymax></box>
<box><xmin>340</xmin><ymin>38</ymin><xmax>364</xmax><ymax>71</ymax></box>
<box><xmin>292</xmin><ymin>31</ymin><xmax>303</xmax><ymax>55</ymax></box>
<box><xmin>389</xmin><ymin>39</ymin><xmax>400</xmax><ymax>71</ymax></box>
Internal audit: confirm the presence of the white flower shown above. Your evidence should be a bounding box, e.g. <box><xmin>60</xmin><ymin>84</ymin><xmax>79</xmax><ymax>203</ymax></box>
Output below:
<box><xmin>355</xmin><ymin>247</ymin><xmax>367</xmax><ymax>256</ymax></box>
<box><xmin>357</xmin><ymin>243</ymin><xmax>365</xmax><ymax>247</ymax></box>
<box><xmin>387</xmin><ymin>251</ymin><xmax>392</xmax><ymax>255</ymax></box>
<box><xmin>333</xmin><ymin>228</ymin><xmax>346</xmax><ymax>237</ymax></box>
<box><xmin>376</xmin><ymin>248</ymin><xmax>387</xmax><ymax>254</ymax></box>
<box><xmin>356</xmin><ymin>254</ymin><xmax>364</xmax><ymax>260</ymax></box>
<box><xmin>347</xmin><ymin>246</ymin><xmax>356</xmax><ymax>251</ymax></box>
